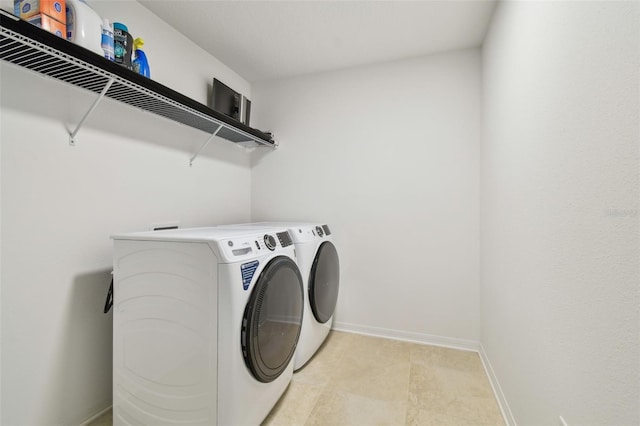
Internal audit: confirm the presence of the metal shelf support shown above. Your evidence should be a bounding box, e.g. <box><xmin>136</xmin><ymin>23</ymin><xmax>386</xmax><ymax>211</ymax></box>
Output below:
<box><xmin>189</xmin><ymin>125</ymin><xmax>222</xmax><ymax>166</ymax></box>
<box><xmin>69</xmin><ymin>77</ymin><xmax>114</xmax><ymax>146</ymax></box>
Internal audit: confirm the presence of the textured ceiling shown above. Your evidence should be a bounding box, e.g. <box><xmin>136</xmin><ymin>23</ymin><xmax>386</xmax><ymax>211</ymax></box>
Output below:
<box><xmin>140</xmin><ymin>0</ymin><xmax>497</xmax><ymax>82</ymax></box>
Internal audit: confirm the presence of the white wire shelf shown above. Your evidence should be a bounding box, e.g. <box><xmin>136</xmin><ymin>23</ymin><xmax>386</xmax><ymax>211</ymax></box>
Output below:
<box><xmin>0</xmin><ymin>10</ymin><xmax>276</xmax><ymax>152</ymax></box>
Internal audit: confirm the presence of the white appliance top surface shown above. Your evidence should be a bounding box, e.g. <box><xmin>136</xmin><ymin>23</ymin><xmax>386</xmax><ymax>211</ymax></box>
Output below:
<box><xmin>221</xmin><ymin>222</ymin><xmax>325</xmax><ymax>230</ymax></box>
<box><xmin>220</xmin><ymin>222</ymin><xmax>332</xmax><ymax>244</ymax></box>
<box><xmin>246</xmin><ymin>221</ymin><xmax>321</xmax><ymax>227</ymax></box>
<box><xmin>112</xmin><ymin>226</ymin><xmax>286</xmax><ymax>243</ymax></box>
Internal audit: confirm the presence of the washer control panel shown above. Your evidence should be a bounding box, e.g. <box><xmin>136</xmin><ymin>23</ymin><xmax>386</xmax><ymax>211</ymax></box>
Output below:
<box><xmin>277</xmin><ymin>231</ymin><xmax>293</xmax><ymax>247</ymax></box>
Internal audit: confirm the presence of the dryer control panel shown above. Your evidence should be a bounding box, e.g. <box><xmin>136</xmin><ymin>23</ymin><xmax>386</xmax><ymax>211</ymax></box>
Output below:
<box><xmin>285</xmin><ymin>224</ymin><xmax>331</xmax><ymax>244</ymax></box>
<box><xmin>218</xmin><ymin>231</ymin><xmax>293</xmax><ymax>262</ymax></box>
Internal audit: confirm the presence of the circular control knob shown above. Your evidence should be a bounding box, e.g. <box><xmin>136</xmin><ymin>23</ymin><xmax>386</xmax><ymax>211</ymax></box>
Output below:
<box><xmin>264</xmin><ymin>234</ymin><xmax>277</xmax><ymax>251</ymax></box>
<box><xmin>316</xmin><ymin>226</ymin><xmax>324</xmax><ymax>237</ymax></box>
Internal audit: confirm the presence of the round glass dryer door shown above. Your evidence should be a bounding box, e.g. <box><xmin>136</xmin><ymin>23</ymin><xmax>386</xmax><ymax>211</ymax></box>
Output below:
<box><xmin>241</xmin><ymin>256</ymin><xmax>303</xmax><ymax>383</ymax></box>
<box><xmin>309</xmin><ymin>241</ymin><xmax>340</xmax><ymax>324</ymax></box>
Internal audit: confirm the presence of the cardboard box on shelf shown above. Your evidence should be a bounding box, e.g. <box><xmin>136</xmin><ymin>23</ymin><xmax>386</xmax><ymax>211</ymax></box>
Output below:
<box><xmin>16</xmin><ymin>0</ymin><xmax>66</xmax><ymax>25</ymax></box>
<box><xmin>27</xmin><ymin>13</ymin><xmax>66</xmax><ymax>38</ymax></box>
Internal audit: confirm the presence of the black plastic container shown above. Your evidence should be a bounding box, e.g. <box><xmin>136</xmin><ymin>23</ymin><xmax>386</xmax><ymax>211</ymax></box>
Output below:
<box><xmin>113</xmin><ymin>22</ymin><xmax>132</xmax><ymax>70</ymax></box>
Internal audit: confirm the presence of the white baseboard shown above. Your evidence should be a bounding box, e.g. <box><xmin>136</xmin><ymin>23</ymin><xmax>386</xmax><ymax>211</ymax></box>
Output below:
<box><xmin>479</xmin><ymin>344</ymin><xmax>516</xmax><ymax>426</ymax></box>
<box><xmin>78</xmin><ymin>405</ymin><xmax>112</xmax><ymax>426</ymax></box>
<box><xmin>332</xmin><ymin>321</ymin><xmax>480</xmax><ymax>352</ymax></box>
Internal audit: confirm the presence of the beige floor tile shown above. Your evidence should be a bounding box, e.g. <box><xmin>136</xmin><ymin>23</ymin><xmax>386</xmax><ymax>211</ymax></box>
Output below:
<box><xmin>407</xmin><ymin>363</ymin><xmax>504</xmax><ymax>425</ymax></box>
<box><xmin>262</xmin><ymin>381</ymin><xmax>324</xmax><ymax>426</ymax></box>
<box><xmin>331</xmin><ymin>355</ymin><xmax>411</xmax><ymax>402</ymax></box>
<box><xmin>293</xmin><ymin>332</ymin><xmax>349</xmax><ymax>386</ymax></box>
<box><xmin>406</xmin><ymin>404</ymin><xmax>503</xmax><ymax>426</ymax></box>
<box><xmin>410</xmin><ymin>363</ymin><xmax>495</xmax><ymax>401</ymax></box>
<box><xmin>410</xmin><ymin>344</ymin><xmax>484</xmax><ymax>373</ymax></box>
<box><xmin>406</xmin><ymin>408</ymin><xmax>473</xmax><ymax>426</ymax></box>
<box><xmin>91</xmin><ymin>331</ymin><xmax>505</xmax><ymax>426</ymax></box>
<box><xmin>313</xmin><ymin>330</ymin><xmax>352</xmax><ymax>359</ymax></box>
<box><xmin>293</xmin><ymin>356</ymin><xmax>337</xmax><ymax>387</ymax></box>
<box><xmin>305</xmin><ymin>389</ymin><xmax>407</xmax><ymax>426</ymax></box>
<box><xmin>341</xmin><ymin>333</ymin><xmax>413</xmax><ymax>363</ymax></box>
<box><xmin>407</xmin><ymin>396</ymin><xmax>505</xmax><ymax>426</ymax></box>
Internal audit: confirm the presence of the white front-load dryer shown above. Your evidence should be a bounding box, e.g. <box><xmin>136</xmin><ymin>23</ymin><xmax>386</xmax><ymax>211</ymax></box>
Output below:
<box><xmin>112</xmin><ymin>227</ymin><xmax>303</xmax><ymax>425</ymax></box>
<box><xmin>219</xmin><ymin>222</ymin><xmax>340</xmax><ymax>370</ymax></box>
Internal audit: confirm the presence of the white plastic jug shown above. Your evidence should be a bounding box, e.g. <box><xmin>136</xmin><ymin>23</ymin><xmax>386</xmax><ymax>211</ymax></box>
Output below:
<box><xmin>66</xmin><ymin>0</ymin><xmax>103</xmax><ymax>55</ymax></box>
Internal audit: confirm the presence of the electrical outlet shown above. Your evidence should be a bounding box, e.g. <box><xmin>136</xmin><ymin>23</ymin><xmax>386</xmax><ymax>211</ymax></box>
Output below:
<box><xmin>559</xmin><ymin>416</ymin><xmax>568</xmax><ymax>426</ymax></box>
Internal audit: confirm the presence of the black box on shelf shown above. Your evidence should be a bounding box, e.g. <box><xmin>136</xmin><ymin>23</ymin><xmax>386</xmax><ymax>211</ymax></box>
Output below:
<box><xmin>211</xmin><ymin>78</ymin><xmax>251</xmax><ymax>125</ymax></box>
<box><xmin>212</xmin><ymin>78</ymin><xmax>241</xmax><ymax>121</ymax></box>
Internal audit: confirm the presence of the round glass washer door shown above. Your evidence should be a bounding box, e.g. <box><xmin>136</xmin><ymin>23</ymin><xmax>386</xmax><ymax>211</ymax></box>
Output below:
<box><xmin>241</xmin><ymin>256</ymin><xmax>304</xmax><ymax>383</ymax></box>
<box><xmin>309</xmin><ymin>241</ymin><xmax>340</xmax><ymax>324</ymax></box>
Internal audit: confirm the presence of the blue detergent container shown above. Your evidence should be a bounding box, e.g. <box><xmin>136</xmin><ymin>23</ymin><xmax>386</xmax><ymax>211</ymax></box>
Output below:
<box><xmin>132</xmin><ymin>37</ymin><xmax>150</xmax><ymax>78</ymax></box>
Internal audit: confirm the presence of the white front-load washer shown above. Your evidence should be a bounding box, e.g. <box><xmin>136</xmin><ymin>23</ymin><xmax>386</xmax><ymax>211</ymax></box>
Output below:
<box><xmin>111</xmin><ymin>227</ymin><xmax>303</xmax><ymax>425</ymax></box>
<box><xmin>219</xmin><ymin>222</ymin><xmax>340</xmax><ymax>370</ymax></box>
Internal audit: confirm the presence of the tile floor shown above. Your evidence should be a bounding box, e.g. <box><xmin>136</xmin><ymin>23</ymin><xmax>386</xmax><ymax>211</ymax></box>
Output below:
<box><xmin>90</xmin><ymin>331</ymin><xmax>504</xmax><ymax>426</ymax></box>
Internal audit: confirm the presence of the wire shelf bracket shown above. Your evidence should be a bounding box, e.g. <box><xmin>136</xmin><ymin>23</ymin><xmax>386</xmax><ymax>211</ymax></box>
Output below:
<box><xmin>69</xmin><ymin>77</ymin><xmax>114</xmax><ymax>146</ymax></box>
<box><xmin>190</xmin><ymin>125</ymin><xmax>222</xmax><ymax>167</ymax></box>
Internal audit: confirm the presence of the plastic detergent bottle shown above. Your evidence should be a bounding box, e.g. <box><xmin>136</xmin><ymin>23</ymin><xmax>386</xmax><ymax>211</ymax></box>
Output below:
<box><xmin>66</xmin><ymin>0</ymin><xmax>103</xmax><ymax>55</ymax></box>
<box><xmin>101</xmin><ymin>18</ymin><xmax>114</xmax><ymax>61</ymax></box>
<box><xmin>113</xmin><ymin>22</ymin><xmax>133</xmax><ymax>70</ymax></box>
<box><xmin>132</xmin><ymin>37</ymin><xmax>150</xmax><ymax>78</ymax></box>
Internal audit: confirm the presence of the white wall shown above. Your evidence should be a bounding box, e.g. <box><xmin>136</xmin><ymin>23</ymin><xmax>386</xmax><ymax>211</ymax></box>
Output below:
<box><xmin>251</xmin><ymin>50</ymin><xmax>481</xmax><ymax>347</ymax></box>
<box><xmin>481</xmin><ymin>1</ymin><xmax>639</xmax><ymax>425</ymax></box>
<box><xmin>0</xmin><ymin>2</ymin><xmax>253</xmax><ymax>424</ymax></box>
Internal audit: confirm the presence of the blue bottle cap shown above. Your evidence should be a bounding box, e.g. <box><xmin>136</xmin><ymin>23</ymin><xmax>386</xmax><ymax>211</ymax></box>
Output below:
<box><xmin>113</xmin><ymin>22</ymin><xmax>128</xmax><ymax>32</ymax></box>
